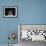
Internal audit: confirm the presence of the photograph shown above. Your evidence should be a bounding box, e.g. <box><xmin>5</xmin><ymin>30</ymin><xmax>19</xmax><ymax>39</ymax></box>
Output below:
<box><xmin>3</xmin><ymin>6</ymin><xmax>17</xmax><ymax>17</ymax></box>
<box><xmin>18</xmin><ymin>24</ymin><xmax>46</xmax><ymax>42</ymax></box>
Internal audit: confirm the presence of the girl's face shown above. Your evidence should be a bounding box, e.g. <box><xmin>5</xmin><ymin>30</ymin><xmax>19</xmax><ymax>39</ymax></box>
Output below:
<box><xmin>8</xmin><ymin>10</ymin><xmax>13</xmax><ymax>15</ymax></box>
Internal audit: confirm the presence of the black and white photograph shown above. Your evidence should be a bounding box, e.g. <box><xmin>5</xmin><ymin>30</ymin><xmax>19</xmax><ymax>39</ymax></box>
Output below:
<box><xmin>4</xmin><ymin>6</ymin><xmax>17</xmax><ymax>17</ymax></box>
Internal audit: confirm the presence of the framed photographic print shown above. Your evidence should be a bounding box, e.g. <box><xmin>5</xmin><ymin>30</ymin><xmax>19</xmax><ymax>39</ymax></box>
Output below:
<box><xmin>3</xmin><ymin>6</ymin><xmax>17</xmax><ymax>18</ymax></box>
<box><xmin>18</xmin><ymin>24</ymin><xmax>46</xmax><ymax>42</ymax></box>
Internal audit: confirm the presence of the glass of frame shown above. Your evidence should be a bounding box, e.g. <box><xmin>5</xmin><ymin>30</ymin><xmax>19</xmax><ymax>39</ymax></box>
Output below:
<box><xmin>3</xmin><ymin>6</ymin><xmax>17</xmax><ymax>18</ymax></box>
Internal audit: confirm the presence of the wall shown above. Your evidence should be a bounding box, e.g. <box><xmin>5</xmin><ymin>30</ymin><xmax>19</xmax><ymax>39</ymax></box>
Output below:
<box><xmin>0</xmin><ymin>0</ymin><xmax>18</xmax><ymax>44</ymax></box>
<box><xmin>0</xmin><ymin>0</ymin><xmax>46</xmax><ymax>45</ymax></box>
<box><xmin>18</xmin><ymin>0</ymin><xmax>46</xmax><ymax>24</ymax></box>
